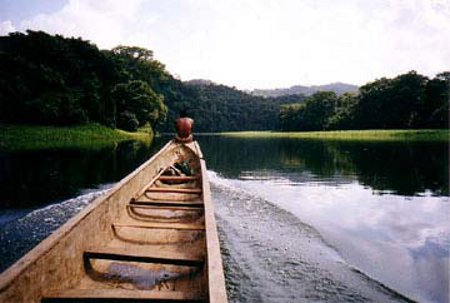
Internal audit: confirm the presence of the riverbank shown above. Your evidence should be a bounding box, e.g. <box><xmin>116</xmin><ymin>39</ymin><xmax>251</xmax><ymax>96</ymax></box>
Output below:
<box><xmin>0</xmin><ymin>124</ymin><xmax>153</xmax><ymax>151</ymax></box>
<box><xmin>221</xmin><ymin>129</ymin><xmax>450</xmax><ymax>142</ymax></box>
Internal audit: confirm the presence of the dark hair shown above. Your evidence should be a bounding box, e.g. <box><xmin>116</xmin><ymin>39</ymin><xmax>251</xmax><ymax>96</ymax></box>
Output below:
<box><xmin>179</xmin><ymin>109</ymin><xmax>188</xmax><ymax>118</ymax></box>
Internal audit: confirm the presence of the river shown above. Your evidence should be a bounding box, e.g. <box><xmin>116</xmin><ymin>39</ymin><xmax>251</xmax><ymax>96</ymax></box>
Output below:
<box><xmin>0</xmin><ymin>135</ymin><xmax>448</xmax><ymax>302</ymax></box>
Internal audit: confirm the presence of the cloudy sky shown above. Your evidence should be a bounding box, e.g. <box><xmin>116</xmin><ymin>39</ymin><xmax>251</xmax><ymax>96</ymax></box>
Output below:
<box><xmin>0</xmin><ymin>0</ymin><xmax>449</xmax><ymax>89</ymax></box>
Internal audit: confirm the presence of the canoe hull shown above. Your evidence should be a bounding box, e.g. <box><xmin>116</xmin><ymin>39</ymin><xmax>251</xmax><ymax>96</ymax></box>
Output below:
<box><xmin>0</xmin><ymin>140</ymin><xmax>227</xmax><ymax>303</ymax></box>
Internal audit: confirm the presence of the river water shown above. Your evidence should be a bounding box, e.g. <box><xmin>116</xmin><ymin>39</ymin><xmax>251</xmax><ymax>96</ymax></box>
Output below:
<box><xmin>0</xmin><ymin>135</ymin><xmax>448</xmax><ymax>302</ymax></box>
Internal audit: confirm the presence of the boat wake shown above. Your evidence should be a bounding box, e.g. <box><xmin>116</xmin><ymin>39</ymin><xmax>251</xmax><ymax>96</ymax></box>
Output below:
<box><xmin>208</xmin><ymin>171</ymin><xmax>413</xmax><ymax>303</ymax></box>
<box><xmin>0</xmin><ymin>186</ymin><xmax>111</xmax><ymax>273</ymax></box>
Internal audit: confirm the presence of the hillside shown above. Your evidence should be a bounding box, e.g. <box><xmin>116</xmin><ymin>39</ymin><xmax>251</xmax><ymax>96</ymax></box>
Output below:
<box><xmin>161</xmin><ymin>81</ymin><xmax>305</xmax><ymax>132</ymax></box>
<box><xmin>251</xmin><ymin>82</ymin><xmax>358</xmax><ymax>97</ymax></box>
<box><xmin>1</xmin><ymin>31</ymin><xmax>446</xmax><ymax>135</ymax></box>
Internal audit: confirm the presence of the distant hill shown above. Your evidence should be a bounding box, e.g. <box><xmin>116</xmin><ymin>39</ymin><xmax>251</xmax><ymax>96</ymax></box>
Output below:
<box><xmin>179</xmin><ymin>80</ymin><xmax>306</xmax><ymax>132</ymax></box>
<box><xmin>184</xmin><ymin>79</ymin><xmax>215</xmax><ymax>86</ymax></box>
<box><xmin>251</xmin><ymin>82</ymin><xmax>358</xmax><ymax>97</ymax></box>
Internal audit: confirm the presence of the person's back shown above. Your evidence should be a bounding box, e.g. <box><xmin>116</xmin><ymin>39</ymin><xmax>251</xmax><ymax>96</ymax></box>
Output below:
<box><xmin>175</xmin><ymin>111</ymin><xmax>194</xmax><ymax>142</ymax></box>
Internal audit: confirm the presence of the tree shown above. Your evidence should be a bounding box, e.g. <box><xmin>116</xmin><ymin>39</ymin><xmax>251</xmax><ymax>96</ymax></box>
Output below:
<box><xmin>117</xmin><ymin>111</ymin><xmax>139</xmax><ymax>131</ymax></box>
<box><xmin>111</xmin><ymin>80</ymin><xmax>167</xmax><ymax>130</ymax></box>
<box><xmin>423</xmin><ymin>72</ymin><xmax>449</xmax><ymax>128</ymax></box>
<box><xmin>357</xmin><ymin>77</ymin><xmax>393</xmax><ymax>129</ymax></box>
<box><xmin>280</xmin><ymin>103</ymin><xmax>303</xmax><ymax>131</ymax></box>
<box><xmin>389</xmin><ymin>71</ymin><xmax>428</xmax><ymax>128</ymax></box>
<box><xmin>325</xmin><ymin>93</ymin><xmax>359</xmax><ymax>130</ymax></box>
<box><xmin>279</xmin><ymin>92</ymin><xmax>338</xmax><ymax>131</ymax></box>
<box><xmin>357</xmin><ymin>71</ymin><xmax>428</xmax><ymax>129</ymax></box>
<box><xmin>0</xmin><ymin>30</ymin><xmax>116</xmax><ymax>126</ymax></box>
<box><xmin>112</xmin><ymin>46</ymin><xmax>154</xmax><ymax>61</ymax></box>
<box><xmin>302</xmin><ymin>91</ymin><xmax>338</xmax><ymax>130</ymax></box>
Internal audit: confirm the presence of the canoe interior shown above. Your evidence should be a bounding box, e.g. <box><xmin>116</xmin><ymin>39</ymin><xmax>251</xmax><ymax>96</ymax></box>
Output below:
<box><xmin>0</xmin><ymin>140</ymin><xmax>227</xmax><ymax>302</ymax></box>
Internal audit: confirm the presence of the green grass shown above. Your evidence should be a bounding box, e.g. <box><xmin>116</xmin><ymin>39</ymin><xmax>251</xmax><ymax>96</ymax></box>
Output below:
<box><xmin>221</xmin><ymin>129</ymin><xmax>450</xmax><ymax>142</ymax></box>
<box><xmin>0</xmin><ymin>124</ymin><xmax>153</xmax><ymax>151</ymax></box>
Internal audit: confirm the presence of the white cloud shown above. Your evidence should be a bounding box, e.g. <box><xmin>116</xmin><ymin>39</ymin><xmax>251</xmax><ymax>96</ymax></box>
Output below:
<box><xmin>17</xmin><ymin>0</ymin><xmax>151</xmax><ymax>48</ymax></box>
<box><xmin>1</xmin><ymin>0</ymin><xmax>450</xmax><ymax>88</ymax></box>
<box><xmin>0</xmin><ymin>20</ymin><xmax>16</xmax><ymax>35</ymax></box>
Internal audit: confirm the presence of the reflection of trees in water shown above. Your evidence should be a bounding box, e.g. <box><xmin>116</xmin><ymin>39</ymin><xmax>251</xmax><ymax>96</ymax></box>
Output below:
<box><xmin>278</xmin><ymin>139</ymin><xmax>359</xmax><ymax>178</ymax></box>
<box><xmin>2</xmin><ymin>137</ymin><xmax>446</xmax><ymax>209</ymax></box>
<box><xmin>347</xmin><ymin>142</ymin><xmax>448</xmax><ymax>196</ymax></box>
<box><xmin>0</xmin><ymin>141</ymin><xmax>158</xmax><ymax>208</ymax></box>
<box><xmin>198</xmin><ymin>136</ymin><xmax>448</xmax><ymax>196</ymax></box>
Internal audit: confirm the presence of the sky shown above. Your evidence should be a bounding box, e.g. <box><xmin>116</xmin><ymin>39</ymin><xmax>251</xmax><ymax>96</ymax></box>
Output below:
<box><xmin>0</xmin><ymin>0</ymin><xmax>449</xmax><ymax>89</ymax></box>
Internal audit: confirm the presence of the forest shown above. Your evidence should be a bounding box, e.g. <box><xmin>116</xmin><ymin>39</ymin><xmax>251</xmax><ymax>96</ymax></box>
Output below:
<box><xmin>279</xmin><ymin>71</ymin><xmax>449</xmax><ymax>131</ymax></box>
<box><xmin>0</xmin><ymin>31</ymin><xmax>448</xmax><ymax>133</ymax></box>
<box><xmin>0</xmin><ymin>31</ymin><xmax>169</xmax><ymax>131</ymax></box>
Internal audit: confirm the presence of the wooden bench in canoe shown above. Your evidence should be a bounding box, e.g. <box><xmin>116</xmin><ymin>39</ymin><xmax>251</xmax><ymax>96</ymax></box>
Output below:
<box><xmin>0</xmin><ymin>140</ymin><xmax>228</xmax><ymax>303</ymax></box>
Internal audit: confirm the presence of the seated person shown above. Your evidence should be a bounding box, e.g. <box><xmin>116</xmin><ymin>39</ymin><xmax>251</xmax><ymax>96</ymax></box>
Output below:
<box><xmin>175</xmin><ymin>110</ymin><xmax>194</xmax><ymax>142</ymax></box>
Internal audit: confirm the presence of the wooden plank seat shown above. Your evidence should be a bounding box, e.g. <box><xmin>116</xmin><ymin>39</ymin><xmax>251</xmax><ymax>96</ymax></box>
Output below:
<box><xmin>42</xmin><ymin>289</ymin><xmax>204</xmax><ymax>302</ymax></box>
<box><xmin>84</xmin><ymin>246</ymin><xmax>204</xmax><ymax>267</ymax></box>
<box><xmin>112</xmin><ymin>222</ymin><xmax>205</xmax><ymax>231</ymax></box>
<box><xmin>146</xmin><ymin>188</ymin><xmax>202</xmax><ymax>194</ymax></box>
<box><xmin>130</xmin><ymin>200</ymin><xmax>204</xmax><ymax>208</ymax></box>
<box><xmin>158</xmin><ymin>176</ymin><xmax>201</xmax><ymax>182</ymax></box>
<box><xmin>126</xmin><ymin>204</ymin><xmax>204</xmax><ymax>211</ymax></box>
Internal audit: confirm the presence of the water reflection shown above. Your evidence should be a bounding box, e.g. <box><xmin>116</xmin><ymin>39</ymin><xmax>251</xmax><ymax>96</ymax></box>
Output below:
<box><xmin>223</xmin><ymin>179</ymin><xmax>449</xmax><ymax>303</ymax></box>
<box><xmin>198</xmin><ymin>135</ymin><xmax>449</xmax><ymax>303</ymax></box>
<box><xmin>197</xmin><ymin>136</ymin><xmax>448</xmax><ymax>196</ymax></box>
<box><xmin>0</xmin><ymin>140</ymin><xmax>165</xmax><ymax>209</ymax></box>
<box><xmin>0</xmin><ymin>134</ymin><xmax>448</xmax><ymax>302</ymax></box>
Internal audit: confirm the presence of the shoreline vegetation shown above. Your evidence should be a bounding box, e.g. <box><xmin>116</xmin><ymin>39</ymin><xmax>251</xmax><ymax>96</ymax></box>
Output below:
<box><xmin>1</xmin><ymin>126</ymin><xmax>447</xmax><ymax>152</ymax></box>
<box><xmin>0</xmin><ymin>31</ymin><xmax>448</xmax><ymax>150</ymax></box>
<box><xmin>0</xmin><ymin>124</ymin><xmax>153</xmax><ymax>151</ymax></box>
<box><xmin>220</xmin><ymin>129</ymin><xmax>450</xmax><ymax>142</ymax></box>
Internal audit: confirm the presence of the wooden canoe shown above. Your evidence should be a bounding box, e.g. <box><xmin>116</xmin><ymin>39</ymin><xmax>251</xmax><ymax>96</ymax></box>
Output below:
<box><xmin>0</xmin><ymin>140</ymin><xmax>228</xmax><ymax>302</ymax></box>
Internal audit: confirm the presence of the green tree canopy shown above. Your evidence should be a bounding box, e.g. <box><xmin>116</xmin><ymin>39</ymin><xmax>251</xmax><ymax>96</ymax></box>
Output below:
<box><xmin>280</xmin><ymin>71</ymin><xmax>448</xmax><ymax>131</ymax></box>
<box><xmin>0</xmin><ymin>31</ymin><xmax>447</xmax><ymax>133</ymax></box>
<box><xmin>0</xmin><ymin>31</ymin><xmax>169</xmax><ymax>132</ymax></box>
<box><xmin>112</xmin><ymin>80</ymin><xmax>167</xmax><ymax>131</ymax></box>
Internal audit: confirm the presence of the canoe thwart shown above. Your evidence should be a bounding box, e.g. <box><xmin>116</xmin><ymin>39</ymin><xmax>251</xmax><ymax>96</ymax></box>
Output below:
<box><xmin>126</xmin><ymin>204</ymin><xmax>204</xmax><ymax>211</ymax></box>
<box><xmin>130</xmin><ymin>200</ymin><xmax>204</xmax><ymax>208</ymax></box>
<box><xmin>42</xmin><ymin>288</ymin><xmax>204</xmax><ymax>302</ymax></box>
<box><xmin>84</xmin><ymin>246</ymin><xmax>204</xmax><ymax>267</ymax></box>
<box><xmin>113</xmin><ymin>222</ymin><xmax>205</xmax><ymax>231</ymax></box>
<box><xmin>134</xmin><ymin>165</ymin><xmax>171</xmax><ymax>199</ymax></box>
<box><xmin>158</xmin><ymin>175</ymin><xmax>201</xmax><ymax>182</ymax></box>
<box><xmin>146</xmin><ymin>188</ymin><xmax>202</xmax><ymax>194</ymax></box>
